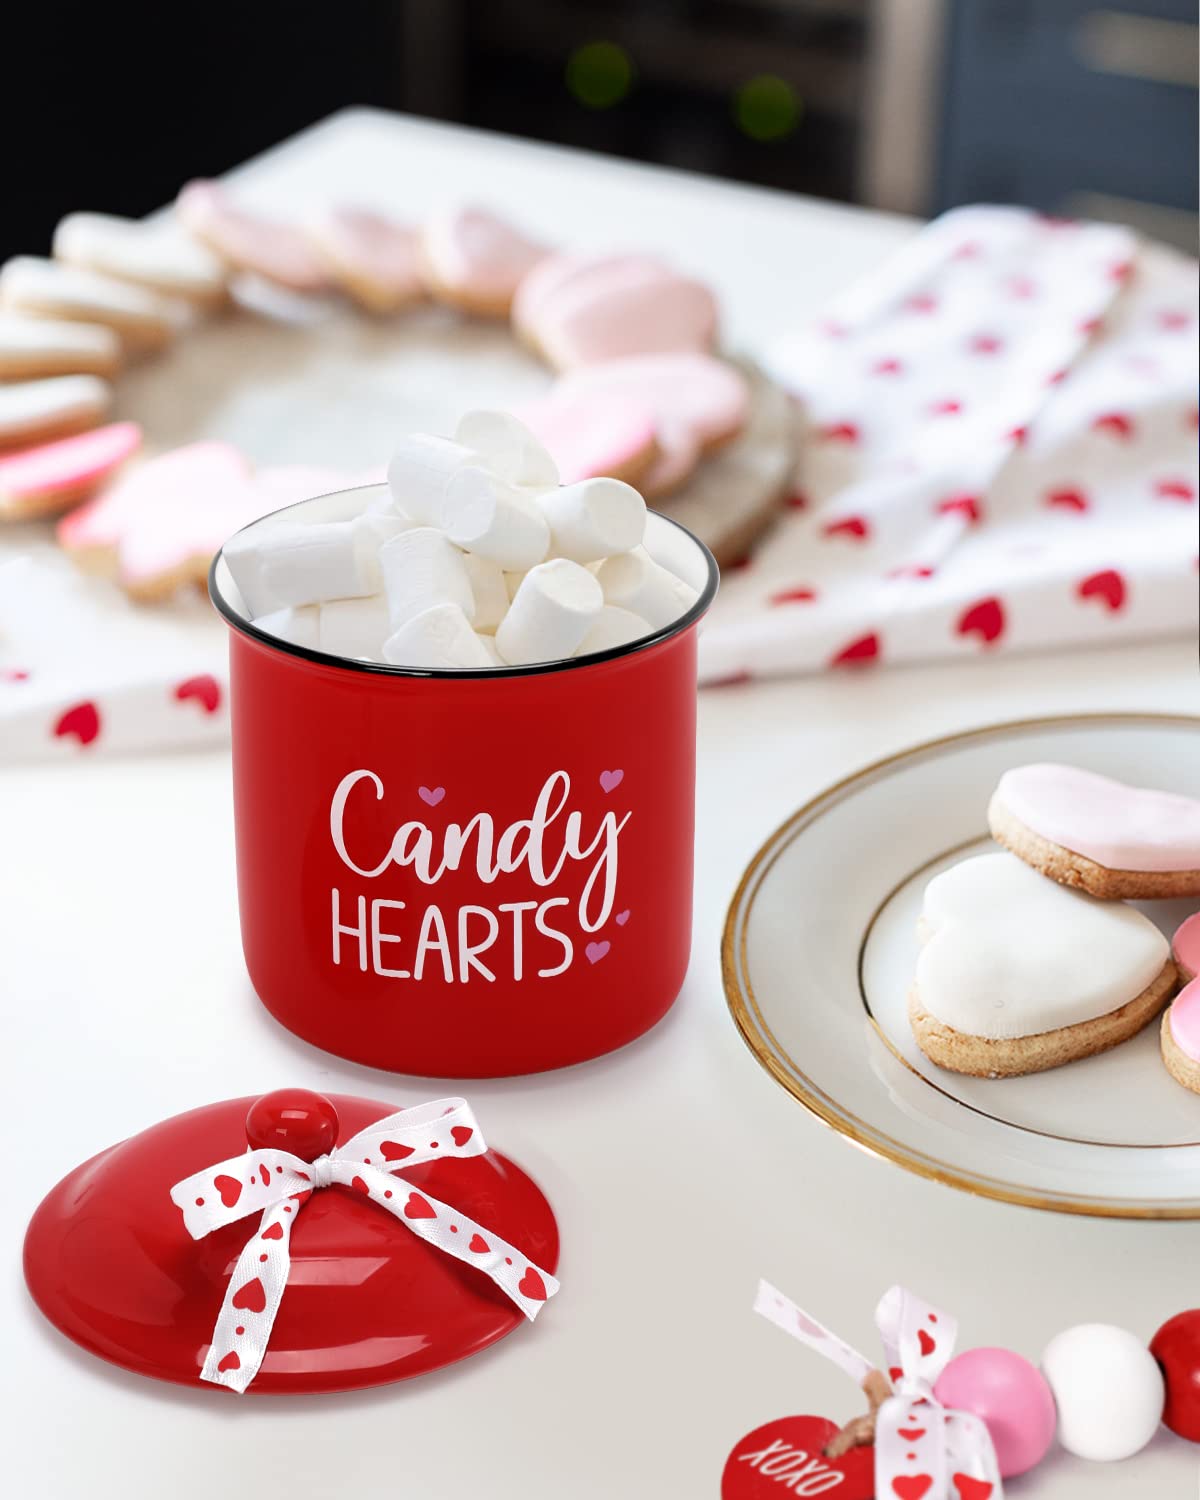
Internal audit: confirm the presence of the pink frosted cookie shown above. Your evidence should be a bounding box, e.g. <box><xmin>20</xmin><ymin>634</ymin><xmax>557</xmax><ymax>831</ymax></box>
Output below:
<box><xmin>0</xmin><ymin>375</ymin><xmax>112</xmax><ymax>452</ymax></box>
<box><xmin>0</xmin><ymin>314</ymin><xmax>120</xmax><ymax>381</ymax></box>
<box><xmin>0</xmin><ymin>421</ymin><xmax>141</xmax><ymax>520</ymax></box>
<box><xmin>176</xmin><ymin>181</ymin><xmax>329</xmax><ymax>294</ymax></box>
<box><xmin>306</xmin><ymin>207</ymin><xmax>424</xmax><ymax>313</ymax></box>
<box><xmin>1161</xmin><ymin>976</ymin><xmax>1200</xmax><ymax>1094</ymax></box>
<box><xmin>514</xmin><ymin>251</ymin><xmax>718</xmax><ymax>370</ymax></box>
<box><xmin>419</xmin><ymin>205</ymin><xmax>548</xmax><ymax>317</ymax></box>
<box><xmin>524</xmin><ymin>353</ymin><xmax>749</xmax><ymax>498</ymax></box>
<box><xmin>989</xmin><ymin>763</ymin><xmax>1200</xmax><ymax>899</ymax></box>
<box><xmin>518</xmin><ymin>390</ymin><xmax>659</xmax><ymax>487</ymax></box>
<box><xmin>56</xmin><ymin>440</ymin><xmax>273</xmax><ymax>600</ymax></box>
<box><xmin>1173</xmin><ymin>912</ymin><xmax>1200</xmax><ymax>981</ymax></box>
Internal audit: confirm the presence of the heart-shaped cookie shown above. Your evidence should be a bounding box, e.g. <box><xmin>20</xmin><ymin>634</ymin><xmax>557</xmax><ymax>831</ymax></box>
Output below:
<box><xmin>419</xmin><ymin>205</ymin><xmax>547</xmax><ymax>317</ymax></box>
<box><xmin>910</xmin><ymin>852</ymin><xmax>1172</xmax><ymax>1076</ymax></box>
<box><xmin>306</xmin><ymin>207</ymin><xmax>424</xmax><ymax>313</ymax></box>
<box><xmin>990</xmin><ymin>763</ymin><xmax>1200</xmax><ymax>899</ymax></box>
<box><xmin>176</xmin><ymin>180</ymin><xmax>330</xmax><ymax>293</ymax></box>
<box><xmin>1162</xmin><ymin>975</ymin><xmax>1200</xmax><ymax>1095</ymax></box>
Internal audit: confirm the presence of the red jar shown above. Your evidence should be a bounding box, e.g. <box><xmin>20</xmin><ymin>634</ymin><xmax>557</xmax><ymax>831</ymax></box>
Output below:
<box><xmin>210</xmin><ymin>487</ymin><xmax>717</xmax><ymax>1077</ymax></box>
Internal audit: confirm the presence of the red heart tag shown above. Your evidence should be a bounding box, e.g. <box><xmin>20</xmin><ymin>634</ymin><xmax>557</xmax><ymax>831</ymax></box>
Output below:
<box><xmin>722</xmin><ymin>1416</ymin><xmax>875</xmax><ymax>1500</ymax></box>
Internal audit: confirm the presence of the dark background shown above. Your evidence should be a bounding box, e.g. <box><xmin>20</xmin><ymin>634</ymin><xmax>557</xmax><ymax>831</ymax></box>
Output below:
<box><xmin>4</xmin><ymin>0</ymin><xmax>1196</xmax><ymax>259</ymax></box>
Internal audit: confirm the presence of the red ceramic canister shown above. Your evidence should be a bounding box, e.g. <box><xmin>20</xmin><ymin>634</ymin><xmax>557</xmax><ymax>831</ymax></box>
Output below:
<box><xmin>210</xmin><ymin>486</ymin><xmax>718</xmax><ymax>1077</ymax></box>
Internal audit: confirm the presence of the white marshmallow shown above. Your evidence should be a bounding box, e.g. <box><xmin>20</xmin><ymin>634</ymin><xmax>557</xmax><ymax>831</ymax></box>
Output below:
<box><xmin>455</xmin><ymin>409</ymin><xmax>559</xmax><ymax>488</ymax></box>
<box><xmin>536</xmin><ymin>476</ymin><xmax>646</xmax><ymax>564</ymax></box>
<box><xmin>386</xmin><ymin>433</ymin><xmax>479</xmax><ymax>524</ymax></box>
<box><xmin>476</xmin><ymin>632</ymin><xmax>505</xmax><ymax>665</ymax></box>
<box><xmin>441</xmin><ymin>466</ymin><xmax>551</xmax><ymax>571</ymax></box>
<box><xmin>597</xmin><ymin>547</ymin><xmax>698</xmax><ymax>630</ymax></box>
<box><xmin>319</xmin><ymin>594</ymin><xmax>392</xmax><ymax>659</ymax></box>
<box><xmin>222</xmin><ymin>527</ymin><xmax>283</xmax><ymax>617</ymax></box>
<box><xmin>258</xmin><ymin>519</ymin><xmax>376</xmax><ymax>608</ymax></box>
<box><xmin>383</xmin><ymin>603</ymin><xmax>494</xmax><ymax>670</ymax></box>
<box><xmin>355</xmin><ymin>511</ymin><xmax>412</xmax><ymax>588</ymax></box>
<box><xmin>495</xmin><ymin>558</ymin><xmax>603</xmax><ymax>666</ymax></box>
<box><xmin>575</xmin><ymin>605</ymin><xmax>651</xmax><ymax>656</ymax></box>
<box><xmin>379</xmin><ymin>526</ymin><xmax>475</xmax><ymax>629</ymax></box>
<box><xmin>254</xmin><ymin>605</ymin><xmax>320</xmax><ymax>648</ymax></box>
<box><xmin>504</xmin><ymin>570</ymin><xmax>527</xmax><ymax>601</ymax></box>
<box><xmin>463</xmin><ymin>552</ymin><xmax>510</xmax><ymax>632</ymax></box>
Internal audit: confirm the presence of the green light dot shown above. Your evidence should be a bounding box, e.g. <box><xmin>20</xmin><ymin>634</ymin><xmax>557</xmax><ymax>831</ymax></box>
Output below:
<box><xmin>566</xmin><ymin>41</ymin><xmax>634</xmax><ymax>110</ymax></box>
<box><xmin>734</xmin><ymin>75</ymin><xmax>802</xmax><ymax>141</ymax></box>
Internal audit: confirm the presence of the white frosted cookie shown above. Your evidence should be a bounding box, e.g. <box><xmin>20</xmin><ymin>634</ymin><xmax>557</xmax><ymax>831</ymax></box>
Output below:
<box><xmin>910</xmin><ymin>851</ymin><xmax>1174</xmax><ymax>1077</ymax></box>
<box><xmin>0</xmin><ymin>375</ymin><xmax>112</xmax><ymax>451</ymax></box>
<box><xmin>0</xmin><ymin>256</ymin><xmax>180</xmax><ymax>353</ymax></box>
<box><xmin>53</xmin><ymin>211</ymin><xmax>228</xmax><ymax>306</ymax></box>
<box><xmin>0</xmin><ymin>313</ymin><xmax>120</xmax><ymax>380</ymax></box>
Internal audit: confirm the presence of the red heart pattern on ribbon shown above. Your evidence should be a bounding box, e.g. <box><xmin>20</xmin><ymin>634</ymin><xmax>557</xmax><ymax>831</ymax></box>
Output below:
<box><xmin>753</xmin><ymin>1280</ymin><xmax>1004</xmax><ymax>1499</ymax></box>
<box><xmin>170</xmin><ymin>1097</ymin><xmax>559</xmax><ymax>1394</ymax></box>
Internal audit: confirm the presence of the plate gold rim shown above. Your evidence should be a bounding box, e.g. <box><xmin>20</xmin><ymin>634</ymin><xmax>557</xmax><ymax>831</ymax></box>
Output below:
<box><xmin>720</xmin><ymin>710</ymin><xmax>1200</xmax><ymax>1221</ymax></box>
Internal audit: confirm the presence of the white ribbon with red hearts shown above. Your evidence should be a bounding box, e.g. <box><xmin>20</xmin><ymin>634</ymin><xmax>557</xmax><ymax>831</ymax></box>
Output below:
<box><xmin>171</xmin><ymin>1098</ymin><xmax>559</xmax><ymax>1393</ymax></box>
<box><xmin>755</xmin><ymin>1280</ymin><xmax>1003</xmax><ymax>1500</ymax></box>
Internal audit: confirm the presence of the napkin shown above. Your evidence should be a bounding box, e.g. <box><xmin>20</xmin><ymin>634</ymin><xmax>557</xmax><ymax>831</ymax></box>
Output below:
<box><xmin>699</xmin><ymin>206</ymin><xmax>1198</xmax><ymax>684</ymax></box>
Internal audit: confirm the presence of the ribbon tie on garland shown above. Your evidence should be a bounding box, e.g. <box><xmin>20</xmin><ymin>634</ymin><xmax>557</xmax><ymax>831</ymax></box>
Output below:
<box><xmin>754</xmin><ymin>1280</ymin><xmax>1003</xmax><ymax>1499</ymax></box>
<box><xmin>171</xmin><ymin>1098</ymin><xmax>559</xmax><ymax>1393</ymax></box>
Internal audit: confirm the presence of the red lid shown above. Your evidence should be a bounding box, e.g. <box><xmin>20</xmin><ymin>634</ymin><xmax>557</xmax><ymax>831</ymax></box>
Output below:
<box><xmin>24</xmin><ymin>1091</ymin><xmax>559</xmax><ymax>1394</ymax></box>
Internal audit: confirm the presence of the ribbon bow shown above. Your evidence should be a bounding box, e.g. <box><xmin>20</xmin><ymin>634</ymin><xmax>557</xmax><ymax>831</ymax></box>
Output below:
<box><xmin>754</xmin><ymin>1280</ymin><xmax>1003</xmax><ymax>1500</ymax></box>
<box><xmin>171</xmin><ymin>1098</ymin><xmax>559</xmax><ymax>1393</ymax></box>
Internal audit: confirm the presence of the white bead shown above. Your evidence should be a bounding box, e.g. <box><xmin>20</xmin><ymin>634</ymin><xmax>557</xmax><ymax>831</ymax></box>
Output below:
<box><xmin>386</xmin><ymin>433</ymin><xmax>479</xmax><ymax>525</ymax></box>
<box><xmin>378</xmin><ymin>526</ymin><xmax>475</xmax><ymax>629</ymax></box>
<box><xmin>455</xmin><ymin>409</ymin><xmax>559</xmax><ymax>487</ymax></box>
<box><xmin>318</xmin><ymin>594</ymin><xmax>391</xmax><ymax>659</ymax></box>
<box><xmin>382</xmin><ymin>603</ymin><xmax>494</xmax><ymax>670</ymax></box>
<box><xmin>440</xmin><ymin>466</ymin><xmax>550</xmax><ymax>570</ymax></box>
<box><xmin>462</xmin><ymin>552</ymin><xmax>510</xmax><ymax>632</ymax></box>
<box><xmin>575</xmin><ymin>605</ymin><xmax>651</xmax><ymax>656</ymax></box>
<box><xmin>254</xmin><ymin>605</ymin><xmax>320</xmax><ymax>648</ymax></box>
<box><xmin>258</xmin><ymin>519</ymin><xmax>375</xmax><ymax>607</ymax></box>
<box><xmin>596</xmin><ymin>546</ymin><xmax>698</xmax><ymax>629</ymax></box>
<box><xmin>495</xmin><ymin>558</ymin><xmax>602</xmax><ymax>665</ymax></box>
<box><xmin>1041</xmin><ymin>1324</ymin><xmax>1165</xmax><ymax>1462</ymax></box>
<box><xmin>536</xmin><ymin>476</ymin><xmax>646</xmax><ymax>564</ymax></box>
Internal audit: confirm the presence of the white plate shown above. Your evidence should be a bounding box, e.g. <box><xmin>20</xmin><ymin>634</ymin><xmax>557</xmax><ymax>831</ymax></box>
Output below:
<box><xmin>722</xmin><ymin>713</ymin><xmax>1200</xmax><ymax>1219</ymax></box>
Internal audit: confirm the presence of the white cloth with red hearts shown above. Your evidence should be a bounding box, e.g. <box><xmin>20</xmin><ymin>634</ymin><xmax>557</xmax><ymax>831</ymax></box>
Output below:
<box><xmin>755</xmin><ymin>1280</ymin><xmax>1003</xmax><ymax>1499</ymax></box>
<box><xmin>700</xmin><ymin>207</ymin><xmax>1198</xmax><ymax>684</ymax></box>
<box><xmin>171</xmin><ymin>1097</ymin><xmax>559</xmax><ymax>1394</ymax></box>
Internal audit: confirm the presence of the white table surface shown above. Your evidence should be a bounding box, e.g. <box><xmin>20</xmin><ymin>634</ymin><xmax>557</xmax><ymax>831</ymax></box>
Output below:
<box><xmin>4</xmin><ymin>109</ymin><xmax>1198</xmax><ymax>1500</ymax></box>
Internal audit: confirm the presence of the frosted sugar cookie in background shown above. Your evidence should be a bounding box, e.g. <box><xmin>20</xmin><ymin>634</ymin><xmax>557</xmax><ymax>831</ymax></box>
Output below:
<box><xmin>419</xmin><ymin>205</ymin><xmax>548</xmax><ymax>318</ymax></box>
<box><xmin>989</xmin><ymin>763</ymin><xmax>1200</xmax><ymax>899</ymax></box>
<box><xmin>513</xmin><ymin>251</ymin><xmax>718</xmax><ymax>370</ymax></box>
<box><xmin>0</xmin><ymin>314</ymin><xmax>120</xmax><ymax>380</ymax></box>
<box><xmin>1173</xmin><ymin>911</ymin><xmax>1200</xmax><ymax>981</ymax></box>
<box><xmin>1161</xmin><ymin>977</ymin><xmax>1200</xmax><ymax>1095</ymax></box>
<box><xmin>0</xmin><ymin>422</ymin><xmax>141</xmax><ymax>520</ymax></box>
<box><xmin>514</xmin><ymin>389</ymin><xmax>659</xmax><ymax>488</ymax></box>
<box><xmin>0</xmin><ymin>257</ymin><xmax>181</xmax><ymax>353</ymax></box>
<box><xmin>0</xmin><ymin>376</ymin><xmax>112</xmax><ymax>451</ymax></box>
<box><xmin>305</xmin><ymin>207</ymin><xmax>424</xmax><ymax>313</ymax></box>
<box><xmin>52</xmin><ymin>211</ymin><xmax>228</xmax><ymax>307</ymax></box>
<box><xmin>175</xmin><ymin>180</ymin><xmax>330</xmax><ymax>294</ymax></box>
<box><xmin>909</xmin><ymin>851</ymin><xmax>1175</xmax><ymax>1077</ymax></box>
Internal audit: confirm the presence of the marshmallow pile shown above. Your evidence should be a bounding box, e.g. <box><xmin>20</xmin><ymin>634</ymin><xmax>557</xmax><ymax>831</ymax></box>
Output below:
<box><xmin>222</xmin><ymin>411</ymin><xmax>700</xmax><ymax>670</ymax></box>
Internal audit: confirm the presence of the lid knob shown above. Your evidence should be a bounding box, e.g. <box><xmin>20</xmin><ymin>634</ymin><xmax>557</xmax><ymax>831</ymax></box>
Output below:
<box><xmin>246</xmin><ymin>1089</ymin><xmax>340</xmax><ymax>1162</ymax></box>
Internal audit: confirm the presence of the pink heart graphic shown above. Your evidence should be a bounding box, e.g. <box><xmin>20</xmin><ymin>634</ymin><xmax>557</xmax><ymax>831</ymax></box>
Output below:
<box><xmin>615</xmin><ymin>909</ymin><xmax>630</xmax><ymax>926</ymax></box>
<box><xmin>585</xmin><ymin>940</ymin><xmax>610</xmax><ymax>964</ymax></box>
<box><xmin>599</xmin><ymin>769</ymin><xmax>624</xmax><ymax>793</ymax></box>
<box><xmin>419</xmin><ymin>786</ymin><xmax>445</xmax><ymax>806</ymax></box>
<box><xmin>795</xmin><ymin>1312</ymin><xmax>826</xmax><ymax>1338</ymax></box>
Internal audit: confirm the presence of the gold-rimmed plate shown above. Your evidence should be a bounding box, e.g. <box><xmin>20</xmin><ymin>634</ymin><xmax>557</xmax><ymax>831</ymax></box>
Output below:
<box><xmin>722</xmin><ymin>713</ymin><xmax>1200</xmax><ymax>1219</ymax></box>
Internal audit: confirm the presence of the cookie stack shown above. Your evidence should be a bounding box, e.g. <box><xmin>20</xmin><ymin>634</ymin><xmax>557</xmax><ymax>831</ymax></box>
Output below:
<box><xmin>0</xmin><ymin>184</ymin><xmax>790</xmax><ymax>586</ymax></box>
<box><xmin>908</xmin><ymin>763</ymin><xmax>1200</xmax><ymax>1091</ymax></box>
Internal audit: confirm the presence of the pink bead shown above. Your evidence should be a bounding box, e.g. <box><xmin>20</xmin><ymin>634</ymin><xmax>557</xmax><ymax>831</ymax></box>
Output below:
<box><xmin>934</xmin><ymin>1346</ymin><xmax>1057</xmax><ymax>1478</ymax></box>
